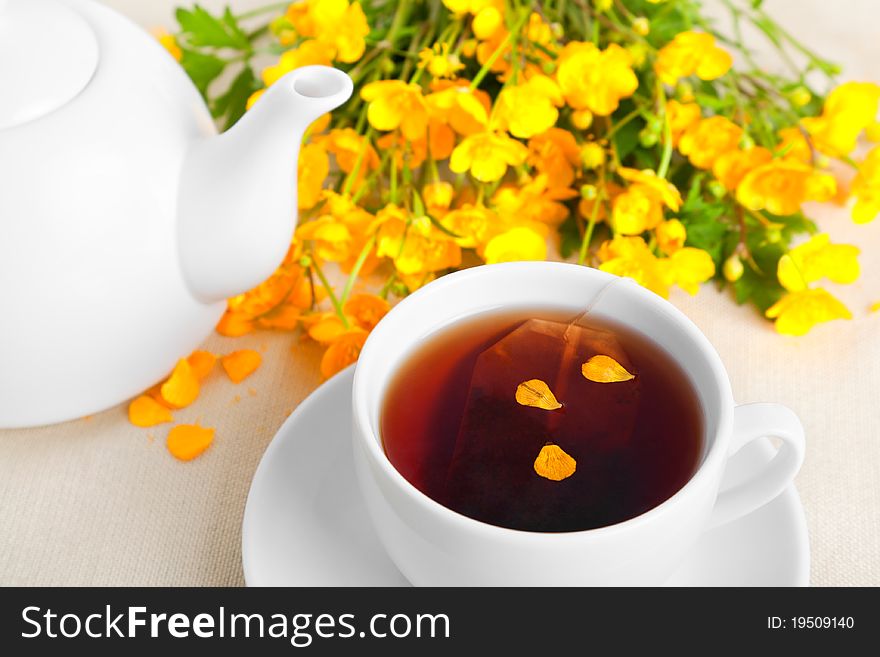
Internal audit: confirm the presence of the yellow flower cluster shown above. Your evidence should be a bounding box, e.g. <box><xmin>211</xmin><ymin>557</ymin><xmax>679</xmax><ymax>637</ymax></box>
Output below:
<box><xmin>173</xmin><ymin>0</ymin><xmax>880</xmax><ymax>384</ymax></box>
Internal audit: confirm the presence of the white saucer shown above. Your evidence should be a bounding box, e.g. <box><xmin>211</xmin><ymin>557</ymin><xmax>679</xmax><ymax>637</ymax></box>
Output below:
<box><xmin>242</xmin><ymin>367</ymin><xmax>810</xmax><ymax>586</ymax></box>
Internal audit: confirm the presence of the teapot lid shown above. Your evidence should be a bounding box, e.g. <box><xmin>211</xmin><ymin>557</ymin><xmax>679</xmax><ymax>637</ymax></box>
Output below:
<box><xmin>0</xmin><ymin>0</ymin><xmax>99</xmax><ymax>130</ymax></box>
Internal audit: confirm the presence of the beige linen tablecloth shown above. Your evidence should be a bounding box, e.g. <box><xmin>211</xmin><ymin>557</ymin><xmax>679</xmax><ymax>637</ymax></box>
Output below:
<box><xmin>1</xmin><ymin>0</ymin><xmax>878</xmax><ymax>586</ymax></box>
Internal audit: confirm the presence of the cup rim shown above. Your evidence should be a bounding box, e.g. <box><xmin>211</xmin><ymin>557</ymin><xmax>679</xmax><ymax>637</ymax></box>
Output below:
<box><xmin>352</xmin><ymin>262</ymin><xmax>735</xmax><ymax>541</ymax></box>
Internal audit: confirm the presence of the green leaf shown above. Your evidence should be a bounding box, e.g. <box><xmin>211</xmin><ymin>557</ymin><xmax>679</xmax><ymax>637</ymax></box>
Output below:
<box><xmin>212</xmin><ymin>65</ymin><xmax>261</xmax><ymax>129</ymax></box>
<box><xmin>558</xmin><ymin>213</ymin><xmax>581</xmax><ymax>259</ymax></box>
<box><xmin>176</xmin><ymin>5</ymin><xmax>250</xmax><ymax>50</ymax></box>
<box><xmin>733</xmin><ymin>239</ymin><xmax>786</xmax><ymax>312</ymax></box>
<box><xmin>612</xmin><ymin>115</ymin><xmax>643</xmax><ymax>162</ymax></box>
<box><xmin>179</xmin><ymin>49</ymin><xmax>226</xmax><ymax>97</ymax></box>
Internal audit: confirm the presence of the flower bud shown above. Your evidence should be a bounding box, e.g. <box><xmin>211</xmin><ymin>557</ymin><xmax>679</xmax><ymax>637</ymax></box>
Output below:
<box><xmin>594</xmin><ymin>0</ymin><xmax>613</xmax><ymax>12</ymax></box>
<box><xmin>580</xmin><ymin>143</ymin><xmax>605</xmax><ymax>169</ymax></box>
<box><xmin>766</xmin><ymin>228</ymin><xmax>782</xmax><ymax>243</ymax></box>
<box><xmin>633</xmin><ymin>17</ymin><xmax>650</xmax><ymax>36</ymax></box>
<box><xmin>639</xmin><ymin>128</ymin><xmax>658</xmax><ymax>147</ymax></box>
<box><xmin>626</xmin><ymin>43</ymin><xmax>648</xmax><ymax>67</ymax></box>
<box><xmin>789</xmin><ymin>86</ymin><xmax>812</xmax><ymax>107</ymax></box>
<box><xmin>707</xmin><ymin>180</ymin><xmax>727</xmax><ymax>199</ymax></box>
<box><xmin>723</xmin><ymin>254</ymin><xmax>744</xmax><ymax>282</ymax></box>
<box><xmin>677</xmin><ymin>81</ymin><xmax>694</xmax><ymax>102</ymax></box>
<box><xmin>580</xmin><ymin>184</ymin><xmax>598</xmax><ymax>200</ymax></box>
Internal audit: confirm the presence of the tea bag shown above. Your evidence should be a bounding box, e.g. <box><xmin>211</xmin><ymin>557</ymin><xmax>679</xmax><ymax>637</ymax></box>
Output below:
<box><xmin>443</xmin><ymin>317</ymin><xmax>640</xmax><ymax>529</ymax></box>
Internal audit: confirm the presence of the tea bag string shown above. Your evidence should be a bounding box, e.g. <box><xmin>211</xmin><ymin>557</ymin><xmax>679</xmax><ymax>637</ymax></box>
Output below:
<box><xmin>551</xmin><ymin>277</ymin><xmax>627</xmax><ymax>431</ymax></box>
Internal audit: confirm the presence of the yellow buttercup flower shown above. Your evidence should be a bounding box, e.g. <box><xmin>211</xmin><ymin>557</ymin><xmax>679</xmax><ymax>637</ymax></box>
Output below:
<box><xmin>775</xmin><ymin>127</ymin><xmax>813</xmax><ymax>163</ymax></box>
<box><xmin>655</xmin><ymin>219</ymin><xmax>687</xmax><ymax>255</ymax></box>
<box><xmin>289</xmin><ymin>0</ymin><xmax>370</xmax><ymax>63</ymax></box>
<box><xmin>801</xmin><ymin>81</ymin><xmax>880</xmax><ymax>157</ymax></box>
<box><xmin>617</xmin><ymin>168</ymin><xmax>682</xmax><ymax>212</ymax></box>
<box><xmin>655</xmin><ymin>31</ymin><xmax>732</xmax><ymax>86</ymax></box>
<box><xmin>419</xmin><ymin>43</ymin><xmax>464</xmax><ymax>79</ymax></box>
<box><xmin>598</xmin><ymin>236</ymin><xmax>670</xmax><ymax>297</ymax></box>
<box><xmin>850</xmin><ymin>145</ymin><xmax>880</xmax><ymax>224</ymax></box>
<box><xmin>712</xmin><ymin>146</ymin><xmax>772</xmax><ymax>191</ymax></box>
<box><xmin>295</xmin><ymin>217</ymin><xmax>352</xmax><ymax>262</ymax></box>
<box><xmin>422</xmin><ymin>181</ymin><xmax>455</xmax><ymax>218</ymax></box>
<box><xmin>442</xmin><ymin>204</ymin><xmax>499</xmax><ymax>248</ymax></box>
<box><xmin>527</xmin><ymin>128</ymin><xmax>581</xmax><ymax>189</ymax></box>
<box><xmin>449</xmin><ymin>131</ymin><xmax>528</xmax><ymax>182</ymax></box>
<box><xmin>766</xmin><ymin>289</ymin><xmax>852</xmax><ymax>336</ymax></box>
<box><xmin>777</xmin><ymin>234</ymin><xmax>860</xmax><ymax>292</ymax></box>
<box><xmin>556</xmin><ymin>42</ymin><xmax>638</xmax><ymax>116</ymax></box>
<box><xmin>598</xmin><ymin>237</ymin><xmax>714</xmax><ymax>296</ymax></box>
<box><xmin>261</xmin><ymin>40</ymin><xmax>333</xmax><ymax>87</ymax></box>
<box><xmin>361</xmin><ymin>81</ymin><xmax>429</xmax><ymax>141</ymax></box>
<box><xmin>492</xmin><ymin>174</ymin><xmax>578</xmax><ymax>227</ymax></box>
<box><xmin>297</xmin><ymin>143</ymin><xmax>329</xmax><ymax>210</ymax></box>
<box><xmin>611</xmin><ymin>169</ymin><xmax>680</xmax><ymax>236</ymax></box>
<box><xmin>317</xmin><ymin>128</ymin><xmax>379</xmax><ymax>187</ymax></box>
<box><xmin>678</xmin><ymin>116</ymin><xmax>743</xmax><ymax>170</ymax></box>
<box><xmin>736</xmin><ymin>158</ymin><xmax>837</xmax><ymax>216</ymax></box>
<box><xmin>666</xmin><ymin>100</ymin><xmax>701</xmax><ymax>146</ymax></box>
<box><xmin>483</xmin><ymin>226</ymin><xmax>547</xmax><ymax>264</ymax></box>
<box><xmin>471</xmin><ymin>3</ymin><xmax>505</xmax><ymax>40</ymax></box>
<box><xmin>493</xmin><ymin>75</ymin><xmax>563</xmax><ymax>139</ymax></box>
<box><xmin>296</xmin><ymin>192</ymin><xmax>375</xmax><ymax>269</ymax></box>
<box><xmin>665</xmin><ymin>247</ymin><xmax>716</xmax><ymax>295</ymax></box>
<box><xmin>376</xmin><ymin>205</ymin><xmax>461</xmax><ymax>276</ymax></box>
<box><xmin>612</xmin><ymin>186</ymin><xmax>663</xmax><ymax>235</ymax></box>
<box><xmin>426</xmin><ymin>82</ymin><xmax>491</xmax><ymax>136</ymax></box>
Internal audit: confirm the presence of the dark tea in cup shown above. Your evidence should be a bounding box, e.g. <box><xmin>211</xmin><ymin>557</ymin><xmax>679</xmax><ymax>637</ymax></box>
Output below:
<box><xmin>380</xmin><ymin>309</ymin><xmax>704</xmax><ymax>532</ymax></box>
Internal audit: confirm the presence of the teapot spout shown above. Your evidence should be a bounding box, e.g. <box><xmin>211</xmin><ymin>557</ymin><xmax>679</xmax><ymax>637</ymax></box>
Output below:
<box><xmin>177</xmin><ymin>66</ymin><xmax>353</xmax><ymax>302</ymax></box>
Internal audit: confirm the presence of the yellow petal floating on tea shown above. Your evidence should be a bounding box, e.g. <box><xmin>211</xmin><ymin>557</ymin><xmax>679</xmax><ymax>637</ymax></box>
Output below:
<box><xmin>515</xmin><ymin>379</ymin><xmax>563</xmax><ymax>410</ymax></box>
<box><xmin>581</xmin><ymin>355</ymin><xmax>635</xmax><ymax>383</ymax></box>
<box><xmin>533</xmin><ymin>443</ymin><xmax>577</xmax><ymax>481</ymax></box>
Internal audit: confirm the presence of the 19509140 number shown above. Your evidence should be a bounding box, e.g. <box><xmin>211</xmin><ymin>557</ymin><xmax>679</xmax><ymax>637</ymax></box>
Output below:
<box><xmin>768</xmin><ymin>616</ymin><xmax>855</xmax><ymax>629</ymax></box>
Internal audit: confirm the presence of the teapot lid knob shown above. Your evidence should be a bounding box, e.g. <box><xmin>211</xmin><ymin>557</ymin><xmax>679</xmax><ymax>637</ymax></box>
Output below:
<box><xmin>0</xmin><ymin>0</ymin><xmax>99</xmax><ymax>130</ymax></box>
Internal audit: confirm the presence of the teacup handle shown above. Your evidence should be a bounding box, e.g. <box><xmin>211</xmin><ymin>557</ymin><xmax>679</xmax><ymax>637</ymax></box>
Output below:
<box><xmin>708</xmin><ymin>403</ymin><xmax>805</xmax><ymax>530</ymax></box>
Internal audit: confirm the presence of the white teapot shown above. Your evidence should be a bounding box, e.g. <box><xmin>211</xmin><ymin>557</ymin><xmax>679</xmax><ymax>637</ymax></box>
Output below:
<box><xmin>0</xmin><ymin>0</ymin><xmax>353</xmax><ymax>428</ymax></box>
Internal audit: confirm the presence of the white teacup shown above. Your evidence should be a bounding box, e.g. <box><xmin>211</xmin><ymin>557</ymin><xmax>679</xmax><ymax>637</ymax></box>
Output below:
<box><xmin>352</xmin><ymin>262</ymin><xmax>805</xmax><ymax>586</ymax></box>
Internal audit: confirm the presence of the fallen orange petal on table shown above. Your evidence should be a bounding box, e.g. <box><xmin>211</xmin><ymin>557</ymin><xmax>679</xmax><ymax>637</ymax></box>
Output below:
<box><xmin>160</xmin><ymin>359</ymin><xmax>200</xmax><ymax>408</ymax></box>
<box><xmin>166</xmin><ymin>424</ymin><xmax>214</xmax><ymax>461</ymax></box>
<box><xmin>216</xmin><ymin>311</ymin><xmax>255</xmax><ymax>337</ymax></box>
<box><xmin>128</xmin><ymin>395</ymin><xmax>173</xmax><ymax>427</ymax></box>
<box><xmin>321</xmin><ymin>328</ymin><xmax>368</xmax><ymax>379</ymax></box>
<box><xmin>307</xmin><ymin>314</ymin><xmax>348</xmax><ymax>344</ymax></box>
<box><xmin>187</xmin><ymin>350</ymin><xmax>216</xmax><ymax>380</ymax></box>
<box><xmin>221</xmin><ymin>349</ymin><xmax>262</xmax><ymax>383</ymax></box>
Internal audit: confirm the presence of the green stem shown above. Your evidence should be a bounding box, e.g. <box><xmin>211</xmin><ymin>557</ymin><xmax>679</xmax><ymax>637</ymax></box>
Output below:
<box><xmin>578</xmin><ymin>170</ymin><xmax>605</xmax><ymax>265</ymax></box>
<box><xmin>235</xmin><ymin>2</ymin><xmax>289</xmax><ymax>21</ymax></box>
<box><xmin>469</xmin><ymin>9</ymin><xmax>531</xmax><ymax>91</ymax></box>
<box><xmin>341</xmin><ymin>127</ymin><xmax>374</xmax><ymax>196</ymax></box>
<box><xmin>310</xmin><ymin>258</ymin><xmax>349</xmax><ymax>328</ymax></box>
<box><xmin>340</xmin><ymin>234</ymin><xmax>378</xmax><ymax>306</ymax></box>
<box><xmin>656</xmin><ymin>83</ymin><xmax>673</xmax><ymax>179</ymax></box>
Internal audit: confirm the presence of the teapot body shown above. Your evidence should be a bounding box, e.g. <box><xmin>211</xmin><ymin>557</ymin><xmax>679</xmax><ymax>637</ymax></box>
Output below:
<box><xmin>0</xmin><ymin>0</ymin><xmax>222</xmax><ymax>427</ymax></box>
